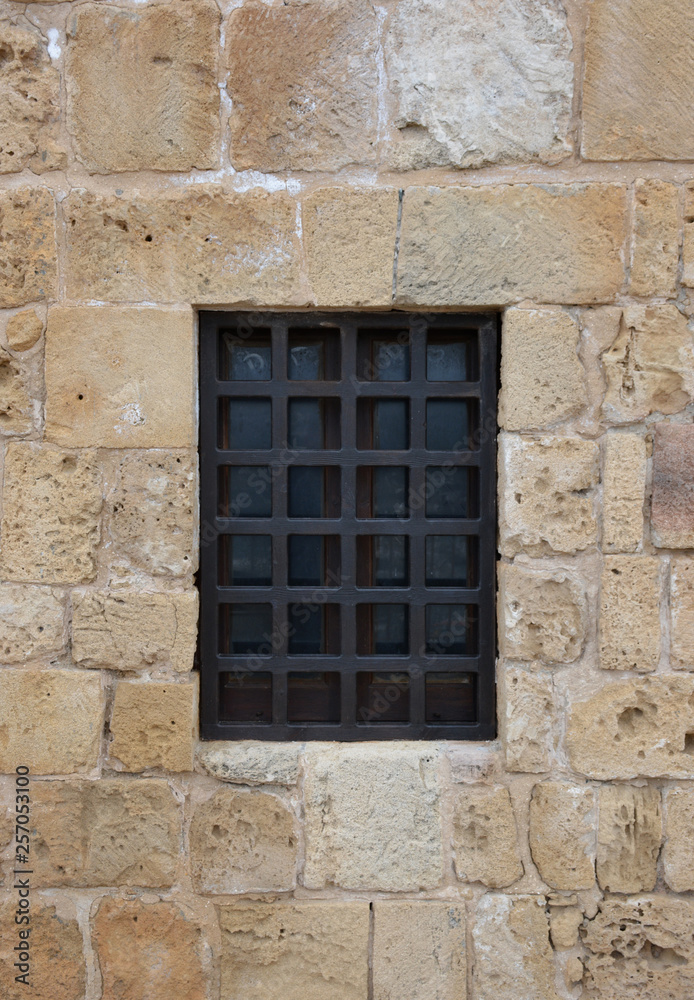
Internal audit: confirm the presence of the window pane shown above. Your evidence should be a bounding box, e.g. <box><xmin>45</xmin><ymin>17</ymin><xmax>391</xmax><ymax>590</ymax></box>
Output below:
<box><xmin>220</xmin><ymin>535</ymin><xmax>272</xmax><ymax>586</ymax></box>
<box><xmin>357</xmin><ymin>672</ymin><xmax>410</xmax><ymax>723</ymax></box>
<box><xmin>219</xmin><ymin>466</ymin><xmax>272</xmax><ymax>518</ymax></box>
<box><xmin>287</xmin><ymin>672</ymin><xmax>341</xmax><ymax>723</ymax></box>
<box><xmin>219</xmin><ymin>329</ymin><xmax>271</xmax><ymax>381</ymax></box>
<box><xmin>289</xmin><ymin>399</ymin><xmax>340</xmax><ymax>449</ymax></box>
<box><xmin>425</xmin><ymin>536</ymin><xmax>475</xmax><ymax>587</ymax></box>
<box><xmin>288</xmin><ymin>604</ymin><xmax>340</xmax><ymax>654</ymax></box>
<box><xmin>357</xmin><ymin>605</ymin><xmax>408</xmax><ymax>655</ymax></box>
<box><xmin>357</xmin><ymin>535</ymin><xmax>408</xmax><ymax>587</ymax></box>
<box><xmin>221</xmin><ymin>398</ymin><xmax>272</xmax><ymax>450</ymax></box>
<box><xmin>288</xmin><ymin>467</ymin><xmax>341</xmax><ymax>518</ymax></box>
<box><xmin>427</xmin><ymin>332</ymin><xmax>477</xmax><ymax>381</ymax></box>
<box><xmin>288</xmin><ymin>536</ymin><xmax>340</xmax><ymax>587</ymax></box>
<box><xmin>425</xmin><ymin>605</ymin><xmax>476</xmax><ymax>655</ymax></box>
<box><xmin>426</xmin><ymin>400</ymin><xmax>471</xmax><ymax>451</ymax></box>
<box><xmin>358</xmin><ymin>400</ymin><xmax>409</xmax><ymax>450</ymax></box>
<box><xmin>425</xmin><ymin>673</ymin><xmax>476</xmax><ymax>723</ymax></box>
<box><xmin>220</xmin><ymin>604</ymin><xmax>272</xmax><ymax>654</ymax></box>
<box><xmin>358</xmin><ymin>331</ymin><xmax>410</xmax><ymax>381</ymax></box>
<box><xmin>288</xmin><ymin>330</ymin><xmax>340</xmax><ymax>380</ymax></box>
<box><xmin>425</xmin><ymin>467</ymin><xmax>472</xmax><ymax>518</ymax></box>
<box><xmin>219</xmin><ymin>672</ymin><xmax>272</xmax><ymax>724</ymax></box>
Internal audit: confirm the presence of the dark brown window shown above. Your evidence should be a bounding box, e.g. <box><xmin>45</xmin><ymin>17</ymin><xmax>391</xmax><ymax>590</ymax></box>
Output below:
<box><xmin>199</xmin><ymin>312</ymin><xmax>497</xmax><ymax>740</ymax></box>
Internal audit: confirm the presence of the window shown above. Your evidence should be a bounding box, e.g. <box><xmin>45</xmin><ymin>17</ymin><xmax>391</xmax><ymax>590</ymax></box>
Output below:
<box><xmin>199</xmin><ymin>312</ymin><xmax>497</xmax><ymax>740</ymax></box>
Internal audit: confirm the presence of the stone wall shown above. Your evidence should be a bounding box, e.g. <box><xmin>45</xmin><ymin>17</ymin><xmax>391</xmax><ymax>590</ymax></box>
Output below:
<box><xmin>1</xmin><ymin>0</ymin><xmax>694</xmax><ymax>997</ymax></box>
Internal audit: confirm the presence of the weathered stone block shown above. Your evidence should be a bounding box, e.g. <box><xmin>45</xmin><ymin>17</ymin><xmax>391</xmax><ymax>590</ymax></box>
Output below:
<box><xmin>671</xmin><ymin>558</ymin><xmax>694</xmax><ymax>670</ymax></box>
<box><xmin>529</xmin><ymin>782</ymin><xmax>596</xmax><ymax>890</ymax></box>
<box><xmin>652</xmin><ymin>424</ymin><xmax>694</xmax><ymax>549</ymax></box>
<box><xmin>599</xmin><ymin>557</ymin><xmax>661</xmax><ymax>672</ymax></box>
<box><xmin>498</xmin><ymin>563</ymin><xmax>587</xmax><ymax>664</ymax></box>
<box><xmin>396</xmin><ymin>184</ymin><xmax>628</xmax><ymax>306</ymax></box>
<box><xmin>452</xmin><ymin>785</ymin><xmax>523</xmax><ymax>888</ymax></box>
<box><xmin>0</xmin><ymin>897</ymin><xmax>85</xmax><ymax>1000</ymax></box>
<box><xmin>5</xmin><ymin>309</ymin><xmax>43</xmax><ymax>352</ymax></box>
<box><xmin>603</xmin><ymin>433</ymin><xmax>647</xmax><ymax>553</ymax></box>
<box><xmin>109</xmin><ymin>680</ymin><xmax>197</xmax><ymax>773</ymax></box>
<box><xmin>631</xmin><ymin>180</ymin><xmax>679</xmax><ymax>297</ymax></box>
<box><xmin>549</xmin><ymin>906</ymin><xmax>583</xmax><ymax>950</ymax></box>
<box><xmin>597</xmin><ymin>785</ymin><xmax>661</xmax><ymax>893</ymax></box>
<box><xmin>501</xmin><ymin>667</ymin><xmax>554</xmax><ymax>773</ymax></box>
<box><xmin>0</xmin><ymin>583</ymin><xmax>65</xmax><ymax>663</ymax></box>
<box><xmin>684</xmin><ymin>182</ymin><xmax>694</xmax><ymax>287</ymax></box>
<box><xmin>0</xmin><ymin>188</ymin><xmax>56</xmax><ymax>308</ymax></box>
<box><xmin>373</xmin><ymin>901</ymin><xmax>466</xmax><ymax>1000</ymax></box>
<box><xmin>0</xmin><ymin>348</ymin><xmax>32</xmax><ymax>435</ymax></box>
<box><xmin>663</xmin><ymin>786</ymin><xmax>694</xmax><ymax>891</ymax></box>
<box><xmin>197</xmin><ymin>741</ymin><xmax>300</xmax><ymax>785</ymax></box>
<box><xmin>0</xmin><ymin>668</ymin><xmax>103</xmax><ymax>775</ymax></box>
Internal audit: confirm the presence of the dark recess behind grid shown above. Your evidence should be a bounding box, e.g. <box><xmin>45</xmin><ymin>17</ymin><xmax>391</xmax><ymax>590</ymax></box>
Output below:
<box><xmin>199</xmin><ymin>311</ymin><xmax>498</xmax><ymax>740</ymax></box>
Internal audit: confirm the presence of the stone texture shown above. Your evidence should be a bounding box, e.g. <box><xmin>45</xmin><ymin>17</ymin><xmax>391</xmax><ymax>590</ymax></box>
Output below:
<box><xmin>303</xmin><ymin>744</ymin><xmax>442</xmax><ymax>891</ymax></box>
<box><xmin>0</xmin><ymin>583</ymin><xmax>65</xmax><ymax>663</ymax></box>
<box><xmin>109</xmin><ymin>680</ymin><xmax>197</xmax><ymax>773</ymax></box>
<box><xmin>0</xmin><ymin>348</ymin><xmax>32</xmax><ymax>434</ymax></box>
<box><xmin>0</xmin><ymin>188</ymin><xmax>56</xmax><ymax>308</ymax></box>
<box><xmin>0</xmin><ymin>897</ymin><xmax>85</xmax><ymax>1000</ymax></box>
<box><xmin>45</xmin><ymin>307</ymin><xmax>194</xmax><ymax>448</ymax></box>
<box><xmin>396</xmin><ymin>184</ymin><xmax>628</xmax><ymax>306</ymax></box>
<box><xmin>226</xmin><ymin>1</ymin><xmax>378</xmax><ymax>172</ymax></box>
<box><xmin>5</xmin><ymin>308</ymin><xmax>43</xmax><ymax>351</ymax></box>
<box><xmin>72</xmin><ymin>589</ymin><xmax>198</xmax><ymax>672</ymax></box>
<box><xmin>373</xmin><ymin>901</ymin><xmax>466</xmax><ymax>1000</ymax></box>
<box><xmin>29</xmin><ymin>779</ymin><xmax>180</xmax><ymax>887</ymax></box>
<box><xmin>498</xmin><ymin>563</ymin><xmax>587</xmax><ymax>664</ymax></box>
<box><xmin>93</xmin><ymin>898</ymin><xmax>206</xmax><ymax>1000</ymax></box>
<box><xmin>190</xmin><ymin>787</ymin><xmax>297</xmax><ymax>893</ymax></box>
<box><xmin>197</xmin><ymin>741</ymin><xmax>300</xmax><ymax>785</ymax></box>
<box><xmin>452</xmin><ymin>785</ymin><xmax>523</xmax><ymax>888</ymax></box>
<box><xmin>631</xmin><ymin>180</ymin><xmax>679</xmax><ymax>297</ymax></box>
<box><xmin>499</xmin><ymin>435</ymin><xmax>599</xmax><ymax>556</ymax></box>
<box><xmin>671</xmin><ymin>559</ymin><xmax>694</xmax><ymax>670</ymax></box>
<box><xmin>218</xmin><ymin>901</ymin><xmax>369</xmax><ymax>1000</ymax></box>
<box><xmin>64</xmin><ymin>187</ymin><xmax>300</xmax><ymax>304</ymax></box>
<box><xmin>549</xmin><ymin>906</ymin><xmax>583</xmax><ymax>950</ymax></box>
<box><xmin>664</xmin><ymin>787</ymin><xmax>694</xmax><ymax>891</ymax></box>
<box><xmin>529</xmin><ymin>782</ymin><xmax>596</xmax><ymax>890</ymax></box>
<box><xmin>501</xmin><ymin>667</ymin><xmax>554</xmax><ymax>773</ymax></box>
<box><xmin>0</xmin><ymin>443</ymin><xmax>102</xmax><ymax>584</ymax></box>
<box><xmin>599</xmin><ymin>557</ymin><xmax>661</xmax><ymax>672</ymax></box>
<box><xmin>597</xmin><ymin>785</ymin><xmax>661</xmax><ymax>893</ymax></box>
<box><xmin>603</xmin><ymin>433</ymin><xmax>647</xmax><ymax>553</ymax></box>
<box><xmin>684</xmin><ymin>182</ymin><xmax>694</xmax><ymax>287</ymax></box>
<box><xmin>582</xmin><ymin>0</ymin><xmax>694</xmax><ymax>160</ymax></box>
<box><xmin>385</xmin><ymin>0</ymin><xmax>573</xmax><ymax>170</ymax></box>
<box><xmin>0</xmin><ymin>668</ymin><xmax>103</xmax><ymax>774</ymax></box>
<box><xmin>651</xmin><ymin>424</ymin><xmax>694</xmax><ymax>549</ymax></box>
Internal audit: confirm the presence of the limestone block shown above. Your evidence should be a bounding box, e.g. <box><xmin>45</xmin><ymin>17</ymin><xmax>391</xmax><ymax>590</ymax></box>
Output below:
<box><xmin>664</xmin><ymin>787</ymin><xmax>694</xmax><ymax>891</ymax></box>
<box><xmin>0</xmin><ymin>348</ymin><xmax>32</xmax><ymax>434</ymax></box>
<box><xmin>385</xmin><ymin>0</ymin><xmax>573</xmax><ymax>170</ymax></box>
<box><xmin>671</xmin><ymin>559</ymin><xmax>694</xmax><ymax>670</ymax></box>
<box><xmin>631</xmin><ymin>180</ymin><xmax>679</xmax><ymax>297</ymax></box>
<box><xmin>217</xmin><ymin>901</ymin><xmax>369</xmax><ymax>1000</ymax></box>
<box><xmin>190</xmin><ymin>787</ymin><xmax>297</xmax><ymax>893</ymax></box>
<box><xmin>109</xmin><ymin>680</ymin><xmax>197</xmax><ymax>773</ymax></box>
<box><xmin>603</xmin><ymin>433</ymin><xmax>647</xmax><ymax>553</ymax></box>
<box><xmin>499</xmin><ymin>435</ymin><xmax>599</xmax><ymax>556</ymax></box>
<box><xmin>303</xmin><ymin>743</ymin><xmax>442</xmax><ymax>891</ymax></box>
<box><xmin>0</xmin><ymin>897</ymin><xmax>85</xmax><ymax>1000</ymax></box>
<box><xmin>582</xmin><ymin>896</ymin><xmax>694</xmax><ymax>999</ymax></box>
<box><xmin>0</xmin><ymin>583</ymin><xmax>66</xmax><ymax>662</ymax></box>
<box><xmin>472</xmin><ymin>894</ymin><xmax>560</xmax><ymax>1000</ymax></box>
<box><xmin>197</xmin><ymin>741</ymin><xmax>300</xmax><ymax>785</ymax></box>
<box><xmin>373</xmin><ymin>901</ymin><xmax>466</xmax><ymax>1000</ymax></box>
<box><xmin>108</xmin><ymin>451</ymin><xmax>195</xmax><ymax>577</ymax></box>
<box><xmin>226</xmin><ymin>1</ymin><xmax>378</xmax><ymax>172</ymax></box>
<box><xmin>64</xmin><ymin>187</ymin><xmax>300</xmax><ymax>305</ymax></box>
<box><xmin>684</xmin><ymin>182</ymin><xmax>694</xmax><ymax>287</ymax></box>
<box><xmin>599</xmin><ymin>557</ymin><xmax>661</xmax><ymax>672</ymax></box>
<box><xmin>582</xmin><ymin>0</ymin><xmax>694</xmax><ymax>160</ymax></box>
<box><xmin>72</xmin><ymin>590</ymin><xmax>198</xmax><ymax>673</ymax></box>
<box><xmin>601</xmin><ymin>307</ymin><xmax>694</xmax><ymax>423</ymax></box>
<box><xmin>498</xmin><ymin>563</ymin><xmax>587</xmax><ymax>664</ymax></box>
<box><xmin>501</xmin><ymin>667</ymin><xmax>554</xmax><ymax>772</ymax></box>
<box><xmin>396</xmin><ymin>184</ymin><xmax>627</xmax><ymax>307</ymax></box>
<box><xmin>550</xmin><ymin>906</ymin><xmax>583</xmax><ymax>950</ymax></box>
<box><xmin>30</xmin><ymin>779</ymin><xmax>180</xmax><ymax>887</ymax></box>
<box><xmin>566</xmin><ymin>675</ymin><xmax>694</xmax><ymax>779</ymax></box>
<box><xmin>5</xmin><ymin>309</ymin><xmax>43</xmax><ymax>351</ymax></box>
<box><xmin>597</xmin><ymin>785</ymin><xmax>661</xmax><ymax>893</ymax></box>
<box><xmin>0</xmin><ymin>668</ymin><xmax>103</xmax><ymax>774</ymax></box>
<box><xmin>45</xmin><ymin>307</ymin><xmax>194</xmax><ymax>448</ymax></box>
<box><xmin>529</xmin><ymin>782</ymin><xmax>596</xmax><ymax>890</ymax></box>
<box><xmin>0</xmin><ymin>188</ymin><xmax>56</xmax><ymax>308</ymax></box>
<box><xmin>93</xmin><ymin>898</ymin><xmax>207</xmax><ymax>1000</ymax></box>
<box><xmin>651</xmin><ymin>424</ymin><xmax>694</xmax><ymax>549</ymax></box>
<box><xmin>0</xmin><ymin>443</ymin><xmax>102</xmax><ymax>585</ymax></box>
<box><xmin>452</xmin><ymin>785</ymin><xmax>523</xmax><ymax>888</ymax></box>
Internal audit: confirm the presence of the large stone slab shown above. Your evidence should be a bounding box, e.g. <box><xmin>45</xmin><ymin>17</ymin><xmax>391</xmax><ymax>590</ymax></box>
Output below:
<box><xmin>529</xmin><ymin>782</ymin><xmax>596</xmax><ymax>890</ymax></box>
<box><xmin>671</xmin><ymin>558</ymin><xmax>694</xmax><ymax>670</ymax></box>
<box><xmin>597</xmin><ymin>785</ymin><xmax>661</xmax><ymax>893</ymax></box>
<box><xmin>498</xmin><ymin>563</ymin><xmax>587</xmax><ymax>664</ymax></box>
<box><xmin>599</xmin><ymin>556</ymin><xmax>661</xmax><ymax>672</ymax></box>
<box><xmin>0</xmin><ymin>583</ymin><xmax>65</xmax><ymax>663</ymax></box>
<box><xmin>452</xmin><ymin>785</ymin><xmax>523</xmax><ymax>888</ymax></box>
<box><xmin>631</xmin><ymin>180</ymin><xmax>679</xmax><ymax>297</ymax></box>
<box><xmin>0</xmin><ymin>897</ymin><xmax>85</xmax><ymax>1000</ymax></box>
<box><xmin>109</xmin><ymin>679</ymin><xmax>197</xmax><ymax>772</ymax></box>
<box><xmin>0</xmin><ymin>188</ymin><xmax>56</xmax><ymax>308</ymax></box>
<box><xmin>651</xmin><ymin>424</ymin><xmax>694</xmax><ymax>549</ymax></box>
<box><xmin>500</xmin><ymin>666</ymin><xmax>554</xmax><ymax>773</ymax></box>
<box><xmin>603</xmin><ymin>433</ymin><xmax>647</xmax><ymax>553</ymax></box>
<box><xmin>197</xmin><ymin>741</ymin><xmax>300</xmax><ymax>785</ymax></box>
<box><xmin>373</xmin><ymin>901</ymin><xmax>466</xmax><ymax>1000</ymax></box>
<box><xmin>664</xmin><ymin>787</ymin><xmax>694</xmax><ymax>891</ymax></box>
<box><xmin>0</xmin><ymin>347</ymin><xmax>33</xmax><ymax>434</ymax></box>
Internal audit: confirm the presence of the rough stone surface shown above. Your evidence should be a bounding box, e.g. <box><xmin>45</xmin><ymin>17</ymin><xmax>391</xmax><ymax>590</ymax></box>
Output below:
<box><xmin>452</xmin><ymin>785</ymin><xmax>523</xmax><ymax>888</ymax></box>
<box><xmin>599</xmin><ymin>557</ymin><xmax>661</xmax><ymax>672</ymax></box>
<box><xmin>0</xmin><ymin>348</ymin><xmax>32</xmax><ymax>434</ymax></box>
<box><xmin>671</xmin><ymin>559</ymin><xmax>694</xmax><ymax>670</ymax></box>
<box><xmin>529</xmin><ymin>782</ymin><xmax>596</xmax><ymax>890</ymax></box>
<box><xmin>373</xmin><ymin>901</ymin><xmax>466</xmax><ymax>1000</ymax></box>
<box><xmin>550</xmin><ymin>906</ymin><xmax>583</xmax><ymax>950</ymax></box>
<box><xmin>0</xmin><ymin>583</ymin><xmax>65</xmax><ymax>663</ymax></box>
<box><xmin>0</xmin><ymin>668</ymin><xmax>103</xmax><ymax>774</ymax></box>
<box><xmin>651</xmin><ymin>424</ymin><xmax>694</xmax><ymax>549</ymax></box>
<box><xmin>0</xmin><ymin>897</ymin><xmax>85</xmax><ymax>1000</ymax></box>
<box><xmin>603</xmin><ymin>433</ymin><xmax>647</xmax><ymax>553</ymax></box>
<box><xmin>499</xmin><ymin>435</ymin><xmax>599</xmax><ymax>556</ymax></box>
<box><xmin>631</xmin><ymin>180</ymin><xmax>679</xmax><ymax>297</ymax></box>
<box><xmin>190</xmin><ymin>787</ymin><xmax>297</xmax><ymax>893</ymax></box>
<box><xmin>197</xmin><ymin>741</ymin><xmax>300</xmax><ymax>785</ymax></box>
<box><xmin>0</xmin><ymin>443</ymin><xmax>102</xmax><ymax>584</ymax></box>
<box><xmin>109</xmin><ymin>680</ymin><xmax>197</xmax><ymax>773</ymax></box>
<box><xmin>303</xmin><ymin>744</ymin><xmax>442</xmax><ymax>891</ymax></box>
<box><xmin>597</xmin><ymin>785</ymin><xmax>661</xmax><ymax>893</ymax></box>
<box><xmin>396</xmin><ymin>184</ymin><xmax>628</xmax><ymax>306</ymax></box>
<box><xmin>0</xmin><ymin>187</ymin><xmax>56</xmax><ymax>308</ymax></box>
<box><xmin>501</xmin><ymin>667</ymin><xmax>554</xmax><ymax>773</ymax></box>
<box><xmin>664</xmin><ymin>787</ymin><xmax>694</xmax><ymax>891</ymax></box>
<box><xmin>218</xmin><ymin>901</ymin><xmax>369</xmax><ymax>1000</ymax></box>
<box><xmin>5</xmin><ymin>308</ymin><xmax>43</xmax><ymax>351</ymax></box>
<box><xmin>498</xmin><ymin>563</ymin><xmax>587</xmax><ymax>664</ymax></box>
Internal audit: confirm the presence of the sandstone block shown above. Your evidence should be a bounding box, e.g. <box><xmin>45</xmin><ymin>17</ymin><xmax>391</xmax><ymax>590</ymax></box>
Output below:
<box><xmin>603</xmin><ymin>433</ymin><xmax>647</xmax><ymax>553</ymax></box>
<box><xmin>599</xmin><ymin>557</ymin><xmax>661</xmax><ymax>672</ymax></box>
<box><xmin>0</xmin><ymin>188</ymin><xmax>56</xmax><ymax>308</ymax></box>
<box><xmin>109</xmin><ymin>680</ymin><xmax>197</xmax><ymax>773</ymax></box>
<box><xmin>501</xmin><ymin>667</ymin><xmax>554</xmax><ymax>773</ymax></box>
<box><xmin>0</xmin><ymin>668</ymin><xmax>102</xmax><ymax>774</ymax></box>
<box><xmin>303</xmin><ymin>744</ymin><xmax>442</xmax><ymax>891</ymax></box>
<box><xmin>373</xmin><ymin>901</ymin><xmax>466</xmax><ymax>1000</ymax></box>
<box><xmin>452</xmin><ymin>785</ymin><xmax>523</xmax><ymax>888</ymax></box>
<box><xmin>0</xmin><ymin>583</ymin><xmax>65</xmax><ymax>663</ymax></box>
<box><xmin>671</xmin><ymin>558</ymin><xmax>694</xmax><ymax>670</ymax></box>
<box><xmin>0</xmin><ymin>443</ymin><xmax>102</xmax><ymax>584</ymax></box>
<box><xmin>597</xmin><ymin>785</ymin><xmax>661</xmax><ymax>893</ymax></box>
<box><xmin>631</xmin><ymin>180</ymin><xmax>679</xmax><ymax>297</ymax></box>
<box><xmin>549</xmin><ymin>906</ymin><xmax>583</xmax><ymax>950</ymax></box>
<box><xmin>664</xmin><ymin>787</ymin><xmax>694</xmax><ymax>891</ymax></box>
<box><xmin>396</xmin><ymin>184</ymin><xmax>627</xmax><ymax>306</ymax></box>
<box><xmin>498</xmin><ymin>563</ymin><xmax>587</xmax><ymax>664</ymax></box>
<box><xmin>0</xmin><ymin>348</ymin><xmax>32</xmax><ymax>434</ymax></box>
<box><xmin>5</xmin><ymin>309</ymin><xmax>43</xmax><ymax>352</ymax></box>
<box><xmin>30</xmin><ymin>779</ymin><xmax>180</xmax><ymax>887</ymax></box>
<box><xmin>684</xmin><ymin>182</ymin><xmax>694</xmax><ymax>286</ymax></box>
<box><xmin>0</xmin><ymin>897</ymin><xmax>85</xmax><ymax>1000</ymax></box>
<box><xmin>499</xmin><ymin>435</ymin><xmax>599</xmax><ymax>556</ymax></box>
<box><xmin>218</xmin><ymin>901</ymin><xmax>369</xmax><ymax>1000</ymax></box>
<box><xmin>651</xmin><ymin>423</ymin><xmax>694</xmax><ymax>548</ymax></box>
<box><xmin>529</xmin><ymin>782</ymin><xmax>596</xmax><ymax>890</ymax></box>
<box><xmin>197</xmin><ymin>741</ymin><xmax>300</xmax><ymax>785</ymax></box>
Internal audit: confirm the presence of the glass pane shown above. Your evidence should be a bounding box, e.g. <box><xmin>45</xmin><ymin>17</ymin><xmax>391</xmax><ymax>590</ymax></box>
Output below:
<box><xmin>425</xmin><ymin>673</ymin><xmax>476</xmax><ymax>723</ymax></box>
<box><xmin>288</xmin><ymin>536</ymin><xmax>323</xmax><ymax>587</ymax></box>
<box><xmin>223</xmin><ymin>398</ymin><xmax>272</xmax><ymax>450</ymax></box>
<box><xmin>427</xmin><ymin>332</ymin><xmax>476</xmax><ymax>381</ymax></box>
<box><xmin>358</xmin><ymin>331</ymin><xmax>410</xmax><ymax>381</ymax></box>
<box><xmin>358</xmin><ymin>605</ymin><xmax>408</xmax><ymax>655</ymax></box>
<box><xmin>288</xmin><ymin>604</ymin><xmax>340</xmax><ymax>655</ymax></box>
<box><xmin>374</xmin><ymin>467</ymin><xmax>408</xmax><ymax>518</ymax></box>
<box><xmin>288</xmin><ymin>331</ymin><xmax>340</xmax><ymax>380</ymax></box>
<box><xmin>220</xmin><ymin>535</ymin><xmax>272</xmax><ymax>586</ymax></box>
<box><xmin>288</xmin><ymin>467</ymin><xmax>341</xmax><ymax>518</ymax></box>
<box><xmin>358</xmin><ymin>536</ymin><xmax>408</xmax><ymax>586</ymax></box>
<box><xmin>220</xmin><ymin>467</ymin><xmax>272</xmax><ymax>518</ymax></box>
<box><xmin>426</xmin><ymin>400</ymin><xmax>470</xmax><ymax>451</ymax></box>
<box><xmin>358</xmin><ymin>400</ymin><xmax>409</xmax><ymax>450</ymax></box>
<box><xmin>287</xmin><ymin>672</ymin><xmax>341</xmax><ymax>723</ymax></box>
<box><xmin>425</xmin><ymin>467</ymin><xmax>470</xmax><ymax>518</ymax></box>
<box><xmin>219</xmin><ymin>672</ymin><xmax>272</xmax><ymax>724</ymax></box>
<box><xmin>220</xmin><ymin>604</ymin><xmax>272</xmax><ymax>654</ymax></box>
<box><xmin>426</xmin><ymin>536</ymin><xmax>474</xmax><ymax>587</ymax></box>
<box><xmin>219</xmin><ymin>330</ymin><xmax>271</xmax><ymax>381</ymax></box>
<box><xmin>289</xmin><ymin>399</ymin><xmax>340</xmax><ymax>449</ymax></box>
<box><xmin>425</xmin><ymin>605</ymin><xmax>476</xmax><ymax>655</ymax></box>
<box><xmin>357</xmin><ymin>672</ymin><xmax>410</xmax><ymax>723</ymax></box>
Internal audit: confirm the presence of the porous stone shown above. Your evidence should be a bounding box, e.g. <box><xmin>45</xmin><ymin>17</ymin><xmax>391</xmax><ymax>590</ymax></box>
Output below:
<box><xmin>303</xmin><ymin>744</ymin><xmax>442</xmax><ymax>891</ymax></box>
<box><xmin>597</xmin><ymin>785</ymin><xmax>661</xmax><ymax>893</ymax></box>
<box><xmin>582</xmin><ymin>0</ymin><xmax>694</xmax><ymax>160</ymax></box>
<box><xmin>109</xmin><ymin>680</ymin><xmax>197</xmax><ymax>773</ymax></box>
<box><xmin>0</xmin><ymin>668</ymin><xmax>103</xmax><ymax>774</ymax></box>
<box><xmin>499</xmin><ymin>435</ymin><xmax>599</xmax><ymax>556</ymax></box>
<box><xmin>631</xmin><ymin>180</ymin><xmax>679</xmax><ymax>297</ymax></box>
<box><xmin>0</xmin><ymin>443</ymin><xmax>102</xmax><ymax>585</ymax></box>
<box><xmin>190</xmin><ymin>787</ymin><xmax>297</xmax><ymax>893</ymax></box>
<box><xmin>664</xmin><ymin>787</ymin><xmax>694</xmax><ymax>891</ymax></box>
<box><xmin>93</xmin><ymin>898</ymin><xmax>206</xmax><ymax>1000</ymax></box>
<box><xmin>498</xmin><ymin>563</ymin><xmax>587</xmax><ymax>664</ymax></box>
<box><xmin>217</xmin><ymin>901</ymin><xmax>369</xmax><ymax>1000</ymax></box>
<box><xmin>45</xmin><ymin>307</ymin><xmax>194</xmax><ymax>448</ymax></box>
<box><xmin>671</xmin><ymin>559</ymin><xmax>694</xmax><ymax>670</ymax></box>
<box><xmin>0</xmin><ymin>348</ymin><xmax>32</xmax><ymax>434</ymax></box>
<box><xmin>599</xmin><ymin>557</ymin><xmax>661</xmax><ymax>672</ymax></box>
<box><xmin>0</xmin><ymin>583</ymin><xmax>65</xmax><ymax>663</ymax></box>
<box><xmin>0</xmin><ymin>897</ymin><xmax>85</xmax><ymax>1000</ymax></box>
<box><xmin>30</xmin><ymin>779</ymin><xmax>180</xmax><ymax>887</ymax></box>
<box><xmin>396</xmin><ymin>184</ymin><xmax>628</xmax><ymax>306</ymax></box>
<box><xmin>0</xmin><ymin>188</ymin><xmax>56</xmax><ymax>308</ymax></box>
<box><xmin>72</xmin><ymin>590</ymin><xmax>198</xmax><ymax>673</ymax></box>
<box><xmin>603</xmin><ymin>433</ymin><xmax>647</xmax><ymax>553</ymax></box>
<box><xmin>5</xmin><ymin>309</ymin><xmax>43</xmax><ymax>351</ymax></box>
<box><xmin>385</xmin><ymin>0</ymin><xmax>573</xmax><ymax>170</ymax></box>
<box><xmin>373</xmin><ymin>901</ymin><xmax>466</xmax><ymax>1000</ymax></box>
<box><xmin>197</xmin><ymin>741</ymin><xmax>300</xmax><ymax>785</ymax></box>
<box><xmin>529</xmin><ymin>782</ymin><xmax>596</xmax><ymax>890</ymax></box>
<box><xmin>226</xmin><ymin>1</ymin><xmax>378</xmax><ymax>171</ymax></box>
<box><xmin>501</xmin><ymin>667</ymin><xmax>554</xmax><ymax>773</ymax></box>
<box><xmin>452</xmin><ymin>785</ymin><xmax>523</xmax><ymax>888</ymax></box>
<box><xmin>550</xmin><ymin>906</ymin><xmax>583</xmax><ymax>950</ymax></box>
<box><xmin>651</xmin><ymin>424</ymin><xmax>694</xmax><ymax>549</ymax></box>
